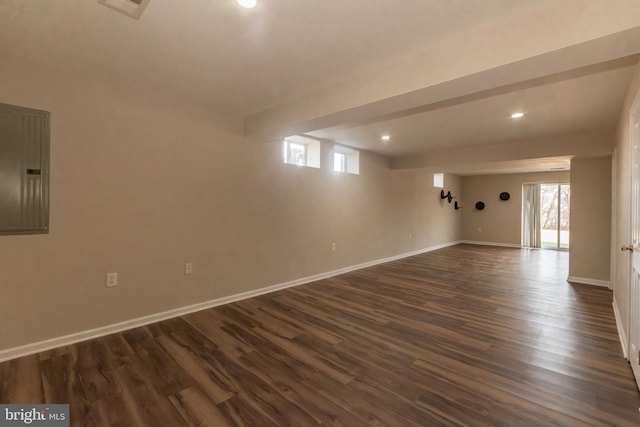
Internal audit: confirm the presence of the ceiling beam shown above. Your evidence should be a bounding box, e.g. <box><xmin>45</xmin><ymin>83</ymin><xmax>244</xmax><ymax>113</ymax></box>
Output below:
<box><xmin>391</xmin><ymin>131</ymin><xmax>614</xmax><ymax>172</ymax></box>
<box><xmin>243</xmin><ymin>1</ymin><xmax>640</xmax><ymax>143</ymax></box>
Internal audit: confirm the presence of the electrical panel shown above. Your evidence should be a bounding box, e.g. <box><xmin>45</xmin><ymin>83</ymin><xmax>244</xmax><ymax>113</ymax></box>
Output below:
<box><xmin>0</xmin><ymin>103</ymin><xmax>50</xmax><ymax>235</ymax></box>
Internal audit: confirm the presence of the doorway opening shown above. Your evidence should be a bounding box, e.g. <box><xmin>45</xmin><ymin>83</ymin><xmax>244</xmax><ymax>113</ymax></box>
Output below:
<box><xmin>522</xmin><ymin>183</ymin><xmax>570</xmax><ymax>250</ymax></box>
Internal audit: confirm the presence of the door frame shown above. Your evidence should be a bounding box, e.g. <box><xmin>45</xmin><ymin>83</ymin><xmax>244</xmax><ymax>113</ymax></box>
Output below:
<box><xmin>628</xmin><ymin>88</ymin><xmax>640</xmax><ymax>388</ymax></box>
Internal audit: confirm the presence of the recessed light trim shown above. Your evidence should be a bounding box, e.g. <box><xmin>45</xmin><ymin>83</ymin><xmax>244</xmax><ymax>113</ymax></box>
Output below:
<box><xmin>381</xmin><ymin>135</ymin><xmax>391</xmax><ymax>141</ymax></box>
<box><xmin>237</xmin><ymin>0</ymin><xmax>257</xmax><ymax>8</ymax></box>
<box><xmin>511</xmin><ymin>112</ymin><xmax>525</xmax><ymax>119</ymax></box>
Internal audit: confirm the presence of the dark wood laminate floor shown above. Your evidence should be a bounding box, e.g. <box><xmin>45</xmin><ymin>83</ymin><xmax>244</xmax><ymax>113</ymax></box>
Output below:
<box><xmin>1</xmin><ymin>244</ymin><xmax>639</xmax><ymax>426</ymax></box>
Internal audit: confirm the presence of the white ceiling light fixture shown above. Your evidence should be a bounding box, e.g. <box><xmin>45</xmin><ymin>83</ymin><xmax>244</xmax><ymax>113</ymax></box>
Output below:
<box><xmin>237</xmin><ymin>0</ymin><xmax>257</xmax><ymax>8</ymax></box>
<box><xmin>381</xmin><ymin>135</ymin><xmax>391</xmax><ymax>141</ymax></box>
<box><xmin>511</xmin><ymin>112</ymin><xmax>525</xmax><ymax>119</ymax></box>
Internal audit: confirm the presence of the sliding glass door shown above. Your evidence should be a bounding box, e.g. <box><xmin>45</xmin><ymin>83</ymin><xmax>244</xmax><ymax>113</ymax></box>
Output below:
<box><xmin>540</xmin><ymin>184</ymin><xmax>570</xmax><ymax>249</ymax></box>
<box><xmin>522</xmin><ymin>183</ymin><xmax>570</xmax><ymax>250</ymax></box>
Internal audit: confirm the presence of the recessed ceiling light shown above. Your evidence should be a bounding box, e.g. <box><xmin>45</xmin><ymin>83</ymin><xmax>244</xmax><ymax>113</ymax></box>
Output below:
<box><xmin>381</xmin><ymin>135</ymin><xmax>391</xmax><ymax>141</ymax></box>
<box><xmin>511</xmin><ymin>112</ymin><xmax>525</xmax><ymax>119</ymax></box>
<box><xmin>237</xmin><ymin>0</ymin><xmax>257</xmax><ymax>8</ymax></box>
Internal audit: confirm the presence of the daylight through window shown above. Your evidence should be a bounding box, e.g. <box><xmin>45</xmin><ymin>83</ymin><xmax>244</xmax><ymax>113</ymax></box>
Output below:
<box><xmin>333</xmin><ymin>145</ymin><xmax>359</xmax><ymax>175</ymax></box>
<box><xmin>333</xmin><ymin>152</ymin><xmax>346</xmax><ymax>172</ymax></box>
<box><xmin>283</xmin><ymin>136</ymin><xmax>321</xmax><ymax>168</ymax></box>
<box><xmin>287</xmin><ymin>142</ymin><xmax>306</xmax><ymax>166</ymax></box>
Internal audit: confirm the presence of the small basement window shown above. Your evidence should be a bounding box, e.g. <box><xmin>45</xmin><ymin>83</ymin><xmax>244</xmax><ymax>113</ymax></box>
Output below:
<box><xmin>286</xmin><ymin>141</ymin><xmax>306</xmax><ymax>166</ymax></box>
<box><xmin>433</xmin><ymin>173</ymin><xmax>444</xmax><ymax>188</ymax></box>
<box><xmin>333</xmin><ymin>152</ymin><xmax>346</xmax><ymax>173</ymax></box>
<box><xmin>283</xmin><ymin>136</ymin><xmax>320</xmax><ymax>168</ymax></box>
<box><xmin>0</xmin><ymin>102</ymin><xmax>50</xmax><ymax>235</ymax></box>
<box><xmin>333</xmin><ymin>145</ymin><xmax>359</xmax><ymax>175</ymax></box>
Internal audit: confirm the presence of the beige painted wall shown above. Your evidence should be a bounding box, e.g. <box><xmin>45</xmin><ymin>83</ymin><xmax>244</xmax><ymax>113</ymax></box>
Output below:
<box><xmin>461</xmin><ymin>172</ymin><xmax>570</xmax><ymax>245</ymax></box>
<box><xmin>569</xmin><ymin>157</ymin><xmax>612</xmax><ymax>282</ymax></box>
<box><xmin>613</xmin><ymin>62</ymin><xmax>640</xmax><ymax>346</ymax></box>
<box><xmin>0</xmin><ymin>53</ymin><xmax>462</xmax><ymax>351</ymax></box>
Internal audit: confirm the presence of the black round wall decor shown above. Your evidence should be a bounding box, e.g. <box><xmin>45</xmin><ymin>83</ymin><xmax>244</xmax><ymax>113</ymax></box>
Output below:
<box><xmin>499</xmin><ymin>192</ymin><xmax>511</xmax><ymax>201</ymax></box>
<box><xmin>475</xmin><ymin>201</ymin><xmax>485</xmax><ymax>210</ymax></box>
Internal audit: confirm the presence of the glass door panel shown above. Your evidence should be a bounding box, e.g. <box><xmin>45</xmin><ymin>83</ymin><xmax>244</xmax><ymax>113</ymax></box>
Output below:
<box><xmin>541</xmin><ymin>184</ymin><xmax>559</xmax><ymax>249</ymax></box>
<box><xmin>559</xmin><ymin>184</ymin><xmax>570</xmax><ymax>249</ymax></box>
<box><xmin>540</xmin><ymin>183</ymin><xmax>570</xmax><ymax>250</ymax></box>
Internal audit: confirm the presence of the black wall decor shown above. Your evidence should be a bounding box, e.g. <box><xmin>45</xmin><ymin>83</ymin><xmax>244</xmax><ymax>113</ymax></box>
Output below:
<box><xmin>440</xmin><ymin>190</ymin><xmax>454</xmax><ymax>203</ymax></box>
<box><xmin>475</xmin><ymin>201</ymin><xmax>485</xmax><ymax>210</ymax></box>
<box><xmin>454</xmin><ymin>201</ymin><xmax>462</xmax><ymax>210</ymax></box>
<box><xmin>499</xmin><ymin>192</ymin><xmax>511</xmax><ymax>201</ymax></box>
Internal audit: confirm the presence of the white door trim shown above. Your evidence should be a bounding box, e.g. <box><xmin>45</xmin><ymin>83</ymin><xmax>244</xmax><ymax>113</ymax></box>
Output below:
<box><xmin>628</xmin><ymin>88</ymin><xmax>640</xmax><ymax>389</ymax></box>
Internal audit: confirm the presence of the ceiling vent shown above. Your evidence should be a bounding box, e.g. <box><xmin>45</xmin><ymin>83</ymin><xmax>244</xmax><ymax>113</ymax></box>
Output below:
<box><xmin>98</xmin><ymin>0</ymin><xmax>151</xmax><ymax>20</ymax></box>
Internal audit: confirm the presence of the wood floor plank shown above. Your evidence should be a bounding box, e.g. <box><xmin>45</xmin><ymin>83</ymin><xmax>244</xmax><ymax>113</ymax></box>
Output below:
<box><xmin>199</xmin><ymin>351</ymin><xmax>322</xmax><ymax>427</ymax></box>
<box><xmin>120</xmin><ymin>327</ymin><xmax>196</xmax><ymax>397</ymax></box>
<box><xmin>0</xmin><ymin>355</ymin><xmax>44</xmax><ymax>403</ymax></box>
<box><xmin>302</xmin><ymin>371</ymin><xmax>421</xmax><ymax>427</ymax></box>
<box><xmin>216</xmin><ymin>395</ymin><xmax>280</xmax><ymax>427</ymax></box>
<box><xmin>169</xmin><ymin>387</ymin><xmax>233</xmax><ymax>427</ymax></box>
<box><xmin>237</xmin><ymin>350</ymin><xmax>365</xmax><ymax>426</ymax></box>
<box><xmin>0</xmin><ymin>244</ymin><xmax>638</xmax><ymax>426</ymax></box>
<box><xmin>234</xmin><ymin>298</ymin><xmax>302</xmax><ymax>339</ymax></box>
<box><xmin>182</xmin><ymin>311</ymin><xmax>253</xmax><ymax>358</ymax></box>
<box><xmin>156</xmin><ymin>334</ymin><xmax>234</xmax><ymax>405</ymax></box>
<box><xmin>74</xmin><ymin>339</ymin><xmax>122</xmax><ymax>403</ymax></box>
<box><xmin>251</xmin><ymin>326</ymin><xmax>355</xmax><ymax>384</ymax></box>
<box><xmin>110</xmin><ymin>356</ymin><xmax>186</xmax><ymax>427</ymax></box>
<box><xmin>255</xmin><ymin>298</ymin><xmax>345</xmax><ymax>345</ymax></box>
<box><xmin>345</xmin><ymin>376</ymin><xmax>454</xmax><ymax>427</ymax></box>
<box><xmin>41</xmin><ymin>353</ymin><xmax>94</xmax><ymax>425</ymax></box>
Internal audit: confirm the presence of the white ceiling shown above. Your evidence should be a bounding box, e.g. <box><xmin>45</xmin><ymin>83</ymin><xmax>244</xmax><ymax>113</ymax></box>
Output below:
<box><xmin>1</xmin><ymin>0</ymin><xmax>638</xmax><ymax>175</ymax></box>
<box><xmin>0</xmin><ymin>0</ymin><xmax>544</xmax><ymax>116</ymax></box>
<box><xmin>307</xmin><ymin>62</ymin><xmax>637</xmax><ymax>157</ymax></box>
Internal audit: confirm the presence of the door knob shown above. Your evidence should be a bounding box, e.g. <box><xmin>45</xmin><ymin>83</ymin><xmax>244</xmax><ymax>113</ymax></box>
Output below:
<box><xmin>622</xmin><ymin>245</ymin><xmax>634</xmax><ymax>252</ymax></box>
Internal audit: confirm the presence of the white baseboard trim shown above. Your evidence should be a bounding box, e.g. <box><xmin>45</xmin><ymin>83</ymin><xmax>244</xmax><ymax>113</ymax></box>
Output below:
<box><xmin>613</xmin><ymin>298</ymin><xmax>629</xmax><ymax>359</ymax></box>
<box><xmin>0</xmin><ymin>240</ymin><xmax>461</xmax><ymax>363</ymax></box>
<box><xmin>567</xmin><ymin>276</ymin><xmax>612</xmax><ymax>289</ymax></box>
<box><xmin>459</xmin><ymin>240</ymin><xmax>521</xmax><ymax>248</ymax></box>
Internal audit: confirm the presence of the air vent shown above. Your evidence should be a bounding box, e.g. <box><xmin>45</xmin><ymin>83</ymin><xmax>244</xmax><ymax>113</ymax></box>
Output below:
<box><xmin>98</xmin><ymin>0</ymin><xmax>151</xmax><ymax>19</ymax></box>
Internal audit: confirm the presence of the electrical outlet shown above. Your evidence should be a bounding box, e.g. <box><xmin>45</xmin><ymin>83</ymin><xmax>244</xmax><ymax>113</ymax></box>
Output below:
<box><xmin>106</xmin><ymin>272</ymin><xmax>118</xmax><ymax>287</ymax></box>
<box><xmin>185</xmin><ymin>263</ymin><xmax>193</xmax><ymax>275</ymax></box>
<box><xmin>331</xmin><ymin>242</ymin><xmax>336</xmax><ymax>252</ymax></box>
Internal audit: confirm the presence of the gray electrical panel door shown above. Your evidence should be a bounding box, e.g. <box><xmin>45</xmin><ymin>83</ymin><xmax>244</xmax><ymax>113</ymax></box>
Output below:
<box><xmin>0</xmin><ymin>103</ymin><xmax>50</xmax><ymax>235</ymax></box>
